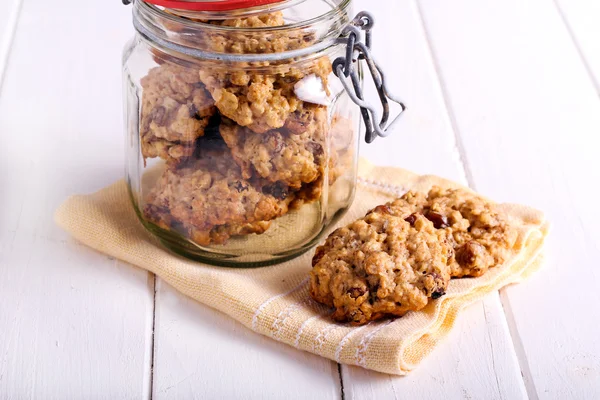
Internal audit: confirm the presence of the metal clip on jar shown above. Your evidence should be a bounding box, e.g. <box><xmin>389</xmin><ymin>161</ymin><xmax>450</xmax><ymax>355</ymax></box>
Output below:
<box><xmin>122</xmin><ymin>0</ymin><xmax>405</xmax><ymax>266</ymax></box>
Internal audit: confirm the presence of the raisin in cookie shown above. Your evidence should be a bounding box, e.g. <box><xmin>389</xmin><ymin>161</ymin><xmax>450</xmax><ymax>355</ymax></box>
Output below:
<box><xmin>140</xmin><ymin>64</ymin><xmax>216</xmax><ymax>163</ymax></box>
<box><xmin>219</xmin><ymin>105</ymin><xmax>328</xmax><ymax>189</ymax></box>
<box><xmin>310</xmin><ymin>206</ymin><xmax>453</xmax><ymax>325</ymax></box>
<box><xmin>380</xmin><ymin>188</ymin><xmax>517</xmax><ymax>277</ymax></box>
<box><xmin>143</xmin><ymin>141</ymin><xmax>293</xmax><ymax>246</ymax></box>
<box><xmin>422</xmin><ymin>187</ymin><xmax>518</xmax><ymax>277</ymax></box>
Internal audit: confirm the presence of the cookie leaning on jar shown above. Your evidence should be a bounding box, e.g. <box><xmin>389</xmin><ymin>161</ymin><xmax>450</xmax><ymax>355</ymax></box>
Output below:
<box><xmin>309</xmin><ymin>187</ymin><xmax>518</xmax><ymax>325</ymax></box>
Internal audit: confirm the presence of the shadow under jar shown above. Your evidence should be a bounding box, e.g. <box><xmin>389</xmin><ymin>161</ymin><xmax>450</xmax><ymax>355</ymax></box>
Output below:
<box><xmin>123</xmin><ymin>0</ymin><xmax>367</xmax><ymax>266</ymax></box>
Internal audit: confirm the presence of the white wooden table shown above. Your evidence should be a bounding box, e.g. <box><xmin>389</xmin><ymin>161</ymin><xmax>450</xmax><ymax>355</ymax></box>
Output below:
<box><xmin>1</xmin><ymin>0</ymin><xmax>599</xmax><ymax>398</ymax></box>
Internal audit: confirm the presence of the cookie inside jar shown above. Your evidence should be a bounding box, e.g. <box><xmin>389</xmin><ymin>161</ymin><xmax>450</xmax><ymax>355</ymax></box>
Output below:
<box><xmin>125</xmin><ymin>0</ymin><xmax>360</xmax><ymax>265</ymax></box>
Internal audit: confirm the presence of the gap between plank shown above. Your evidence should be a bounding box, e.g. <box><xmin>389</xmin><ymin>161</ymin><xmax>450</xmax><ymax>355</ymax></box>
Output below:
<box><xmin>551</xmin><ymin>0</ymin><xmax>600</xmax><ymax>94</ymax></box>
<box><xmin>0</xmin><ymin>0</ymin><xmax>24</xmax><ymax>92</ymax></box>
<box><xmin>499</xmin><ymin>291</ymin><xmax>539</xmax><ymax>400</ymax></box>
<box><xmin>412</xmin><ymin>1</ymin><xmax>537</xmax><ymax>398</ymax></box>
<box><xmin>337</xmin><ymin>363</ymin><xmax>345</xmax><ymax>400</ymax></box>
<box><xmin>147</xmin><ymin>274</ymin><xmax>158</xmax><ymax>400</ymax></box>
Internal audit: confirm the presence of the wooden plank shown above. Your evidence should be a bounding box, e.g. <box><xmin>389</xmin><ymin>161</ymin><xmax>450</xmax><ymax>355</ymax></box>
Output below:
<box><xmin>0</xmin><ymin>1</ymin><xmax>153</xmax><ymax>398</ymax></box>
<box><xmin>152</xmin><ymin>282</ymin><xmax>341</xmax><ymax>400</ymax></box>
<box><xmin>349</xmin><ymin>0</ymin><xmax>527</xmax><ymax>397</ymax></box>
<box><xmin>417</xmin><ymin>0</ymin><xmax>600</xmax><ymax>398</ymax></box>
<box><xmin>553</xmin><ymin>0</ymin><xmax>600</xmax><ymax>90</ymax></box>
<box><xmin>343</xmin><ymin>297</ymin><xmax>526</xmax><ymax>400</ymax></box>
<box><xmin>0</xmin><ymin>0</ymin><xmax>22</xmax><ymax>86</ymax></box>
<box><xmin>357</xmin><ymin>1</ymin><xmax>468</xmax><ymax>180</ymax></box>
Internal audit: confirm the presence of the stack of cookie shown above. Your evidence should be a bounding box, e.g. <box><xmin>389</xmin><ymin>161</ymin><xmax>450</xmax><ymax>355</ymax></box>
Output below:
<box><xmin>138</xmin><ymin>13</ymin><xmax>353</xmax><ymax>246</ymax></box>
<box><xmin>310</xmin><ymin>187</ymin><xmax>519</xmax><ymax>325</ymax></box>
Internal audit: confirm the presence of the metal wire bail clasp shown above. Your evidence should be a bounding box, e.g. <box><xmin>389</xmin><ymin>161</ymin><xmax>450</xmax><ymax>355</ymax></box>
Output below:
<box><xmin>333</xmin><ymin>12</ymin><xmax>406</xmax><ymax>143</ymax></box>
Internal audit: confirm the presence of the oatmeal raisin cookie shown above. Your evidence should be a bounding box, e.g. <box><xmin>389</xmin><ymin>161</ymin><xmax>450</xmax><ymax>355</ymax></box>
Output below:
<box><xmin>290</xmin><ymin>115</ymin><xmax>356</xmax><ymax>206</ymax></box>
<box><xmin>421</xmin><ymin>187</ymin><xmax>518</xmax><ymax>277</ymax></box>
<box><xmin>140</xmin><ymin>64</ymin><xmax>216</xmax><ymax>163</ymax></box>
<box><xmin>163</xmin><ymin>11</ymin><xmax>317</xmax><ymax>54</ymax></box>
<box><xmin>219</xmin><ymin>105</ymin><xmax>328</xmax><ymax>188</ymax></box>
<box><xmin>377</xmin><ymin>188</ymin><xmax>518</xmax><ymax>277</ymax></box>
<box><xmin>310</xmin><ymin>187</ymin><xmax>518</xmax><ymax>324</ymax></box>
<box><xmin>310</xmin><ymin>205</ymin><xmax>453</xmax><ymax>325</ymax></box>
<box><xmin>199</xmin><ymin>57</ymin><xmax>331</xmax><ymax>133</ymax></box>
<box><xmin>143</xmin><ymin>141</ymin><xmax>294</xmax><ymax>246</ymax></box>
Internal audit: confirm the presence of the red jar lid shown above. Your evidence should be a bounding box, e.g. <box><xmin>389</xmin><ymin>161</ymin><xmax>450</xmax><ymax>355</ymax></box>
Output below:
<box><xmin>144</xmin><ymin>0</ymin><xmax>286</xmax><ymax>11</ymax></box>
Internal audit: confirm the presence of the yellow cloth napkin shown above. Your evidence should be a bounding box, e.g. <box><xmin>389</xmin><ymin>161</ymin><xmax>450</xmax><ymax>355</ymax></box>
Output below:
<box><xmin>55</xmin><ymin>160</ymin><xmax>548</xmax><ymax>375</ymax></box>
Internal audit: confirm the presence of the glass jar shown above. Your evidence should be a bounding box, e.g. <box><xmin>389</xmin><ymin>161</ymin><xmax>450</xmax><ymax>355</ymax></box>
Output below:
<box><xmin>122</xmin><ymin>0</ymin><xmax>399</xmax><ymax>266</ymax></box>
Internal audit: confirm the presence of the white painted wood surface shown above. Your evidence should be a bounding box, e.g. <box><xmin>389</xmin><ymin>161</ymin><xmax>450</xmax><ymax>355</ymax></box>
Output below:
<box><xmin>0</xmin><ymin>1</ymin><xmax>153</xmax><ymax>398</ymax></box>
<box><xmin>0</xmin><ymin>0</ymin><xmax>598</xmax><ymax>398</ymax></box>
<box><xmin>343</xmin><ymin>296</ymin><xmax>527</xmax><ymax>400</ymax></box>
<box><xmin>0</xmin><ymin>0</ymin><xmax>22</xmax><ymax>85</ymax></box>
<box><xmin>152</xmin><ymin>281</ymin><xmax>341</xmax><ymax>400</ymax></box>
<box><xmin>417</xmin><ymin>0</ymin><xmax>600</xmax><ymax>398</ymax></box>
<box><xmin>554</xmin><ymin>0</ymin><xmax>600</xmax><ymax>90</ymax></box>
<box><xmin>150</xmin><ymin>1</ymin><xmax>525</xmax><ymax>398</ymax></box>
<box><xmin>345</xmin><ymin>1</ymin><xmax>527</xmax><ymax>399</ymax></box>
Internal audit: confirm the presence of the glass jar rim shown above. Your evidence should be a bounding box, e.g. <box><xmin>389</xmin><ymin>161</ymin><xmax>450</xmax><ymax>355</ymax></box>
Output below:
<box><xmin>143</xmin><ymin>0</ymin><xmax>292</xmax><ymax>13</ymax></box>
<box><xmin>132</xmin><ymin>0</ymin><xmax>352</xmax><ymax>63</ymax></box>
<box><xmin>136</xmin><ymin>0</ymin><xmax>351</xmax><ymax>34</ymax></box>
<box><xmin>150</xmin><ymin>0</ymin><xmax>308</xmax><ymax>19</ymax></box>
